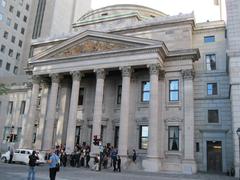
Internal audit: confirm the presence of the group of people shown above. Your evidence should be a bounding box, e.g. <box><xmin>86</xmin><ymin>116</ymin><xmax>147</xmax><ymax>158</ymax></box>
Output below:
<box><xmin>26</xmin><ymin>143</ymin><xmax>137</xmax><ymax>180</ymax></box>
<box><xmin>27</xmin><ymin>148</ymin><xmax>60</xmax><ymax>180</ymax></box>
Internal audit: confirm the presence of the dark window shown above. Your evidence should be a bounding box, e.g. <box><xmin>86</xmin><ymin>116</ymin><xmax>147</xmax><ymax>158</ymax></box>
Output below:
<box><xmin>16</xmin><ymin>52</ymin><xmax>20</xmax><ymax>60</ymax></box>
<box><xmin>75</xmin><ymin>126</ymin><xmax>81</xmax><ymax>145</ymax></box>
<box><xmin>208</xmin><ymin>110</ymin><xmax>219</xmax><ymax>123</ymax></box>
<box><xmin>3</xmin><ymin>127</ymin><xmax>10</xmax><ymax>140</ymax></box>
<box><xmin>117</xmin><ymin>85</ymin><xmax>122</xmax><ymax>104</ymax></box>
<box><xmin>0</xmin><ymin>59</ymin><xmax>2</xmax><ymax>67</ymax></box>
<box><xmin>6</xmin><ymin>18</ymin><xmax>11</xmax><ymax>26</ymax></box>
<box><xmin>168</xmin><ymin>126</ymin><xmax>179</xmax><ymax>151</ymax></box>
<box><xmin>11</xmin><ymin>36</ymin><xmax>16</xmax><ymax>43</ymax></box>
<box><xmin>23</xmin><ymin>15</ymin><xmax>27</xmax><ymax>22</ymax></box>
<box><xmin>78</xmin><ymin>88</ymin><xmax>84</xmax><ymax>105</ymax></box>
<box><xmin>3</xmin><ymin>31</ymin><xmax>8</xmax><ymax>39</ymax></box>
<box><xmin>14</xmin><ymin>23</ymin><xmax>18</xmax><ymax>30</ymax></box>
<box><xmin>21</xmin><ymin>28</ymin><xmax>25</xmax><ymax>35</ymax></box>
<box><xmin>139</xmin><ymin>125</ymin><xmax>148</xmax><ymax>149</ymax></box>
<box><xmin>13</xmin><ymin>66</ymin><xmax>18</xmax><ymax>74</ymax></box>
<box><xmin>18</xmin><ymin>40</ymin><xmax>22</xmax><ymax>47</ymax></box>
<box><xmin>206</xmin><ymin>54</ymin><xmax>216</xmax><ymax>70</ymax></box>
<box><xmin>26</xmin><ymin>4</ymin><xmax>30</xmax><ymax>11</ymax></box>
<box><xmin>196</xmin><ymin>142</ymin><xmax>200</xmax><ymax>152</ymax></box>
<box><xmin>7</xmin><ymin>101</ymin><xmax>13</xmax><ymax>114</ymax></box>
<box><xmin>9</xmin><ymin>5</ymin><xmax>14</xmax><ymax>12</ymax></box>
<box><xmin>8</xmin><ymin>49</ymin><xmax>13</xmax><ymax>57</ymax></box>
<box><xmin>141</xmin><ymin>81</ymin><xmax>150</xmax><ymax>102</ymax></box>
<box><xmin>169</xmin><ymin>80</ymin><xmax>179</xmax><ymax>101</ymax></box>
<box><xmin>16</xmin><ymin>11</ymin><xmax>20</xmax><ymax>17</ymax></box>
<box><xmin>19</xmin><ymin>100</ymin><xmax>26</xmax><ymax>115</ymax></box>
<box><xmin>207</xmin><ymin>83</ymin><xmax>218</xmax><ymax>95</ymax></box>
<box><xmin>16</xmin><ymin>127</ymin><xmax>22</xmax><ymax>141</ymax></box>
<box><xmin>204</xmin><ymin>36</ymin><xmax>215</xmax><ymax>43</ymax></box>
<box><xmin>1</xmin><ymin>44</ymin><xmax>6</xmax><ymax>53</ymax></box>
<box><xmin>6</xmin><ymin>62</ymin><xmax>10</xmax><ymax>71</ymax></box>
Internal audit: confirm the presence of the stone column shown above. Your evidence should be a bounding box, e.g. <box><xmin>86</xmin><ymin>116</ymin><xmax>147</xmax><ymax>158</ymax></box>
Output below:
<box><xmin>91</xmin><ymin>69</ymin><xmax>105</xmax><ymax>155</ymax></box>
<box><xmin>42</xmin><ymin>74</ymin><xmax>60</xmax><ymax>150</ymax></box>
<box><xmin>118</xmin><ymin>66</ymin><xmax>132</xmax><ymax>164</ymax></box>
<box><xmin>158</xmin><ymin>70</ymin><xmax>165</xmax><ymax>159</ymax></box>
<box><xmin>143</xmin><ymin>64</ymin><xmax>160</xmax><ymax>172</ymax></box>
<box><xmin>66</xmin><ymin>71</ymin><xmax>82</xmax><ymax>154</ymax></box>
<box><xmin>182</xmin><ymin>69</ymin><xmax>196</xmax><ymax>174</ymax></box>
<box><xmin>35</xmin><ymin>81</ymin><xmax>49</xmax><ymax>150</ymax></box>
<box><xmin>21</xmin><ymin>75</ymin><xmax>40</xmax><ymax>149</ymax></box>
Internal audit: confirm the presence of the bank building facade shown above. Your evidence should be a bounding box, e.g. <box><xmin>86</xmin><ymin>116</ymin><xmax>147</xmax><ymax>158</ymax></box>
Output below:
<box><xmin>0</xmin><ymin>3</ymin><xmax>239</xmax><ymax>175</ymax></box>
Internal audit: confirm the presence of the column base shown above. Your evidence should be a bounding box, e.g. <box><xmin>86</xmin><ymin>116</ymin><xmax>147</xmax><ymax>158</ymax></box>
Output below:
<box><xmin>182</xmin><ymin>159</ymin><xmax>197</xmax><ymax>174</ymax></box>
<box><xmin>142</xmin><ymin>157</ymin><xmax>161</xmax><ymax>172</ymax></box>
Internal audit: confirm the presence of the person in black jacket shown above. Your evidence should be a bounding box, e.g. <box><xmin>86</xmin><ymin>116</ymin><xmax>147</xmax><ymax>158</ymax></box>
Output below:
<box><xmin>117</xmin><ymin>155</ymin><xmax>121</xmax><ymax>172</ymax></box>
<box><xmin>27</xmin><ymin>151</ymin><xmax>39</xmax><ymax>180</ymax></box>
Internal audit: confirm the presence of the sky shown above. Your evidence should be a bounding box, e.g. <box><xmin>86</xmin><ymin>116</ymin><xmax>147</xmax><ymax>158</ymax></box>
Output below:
<box><xmin>92</xmin><ymin>0</ymin><xmax>226</xmax><ymax>22</ymax></box>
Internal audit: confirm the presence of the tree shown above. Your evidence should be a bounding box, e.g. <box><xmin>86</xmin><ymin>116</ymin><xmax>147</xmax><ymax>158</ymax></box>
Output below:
<box><xmin>0</xmin><ymin>84</ymin><xmax>8</xmax><ymax>95</ymax></box>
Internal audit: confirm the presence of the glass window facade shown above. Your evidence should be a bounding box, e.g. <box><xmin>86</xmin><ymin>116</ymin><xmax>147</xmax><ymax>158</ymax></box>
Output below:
<box><xmin>141</xmin><ymin>81</ymin><xmax>150</xmax><ymax>102</ymax></box>
<box><xmin>169</xmin><ymin>80</ymin><xmax>179</xmax><ymax>101</ymax></box>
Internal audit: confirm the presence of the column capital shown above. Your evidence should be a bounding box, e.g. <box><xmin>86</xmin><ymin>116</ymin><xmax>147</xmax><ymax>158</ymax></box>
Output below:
<box><xmin>32</xmin><ymin>75</ymin><xmax>40</xmax><ymax>84</ymax></box>
<box><xmin>159</xmin><ymin>70</ymin><xmax>165</xmax><ymax>80</ymax></box>
<box><xmin>95</xmin><ymin>69</ymin><xmax>106</xmax><ymax>79</ymax></box>
<box><xmin>148</xmin><ymin>64</ymin><xmax>160</xmax><ymax>75</ymax></box>
<box><xmin>50</xmin><ymin>74</ymin><xmax>60</xmax><ymax>83</ymax></box>
<box><xmin>120</xmin><ymin>66</ymin><xmax>133</xmax><ymax>77</ymax></box>
<box><xmin>181</xmin><ymin>69</ymin><xmax>194</xmax><ymax>80</ymax></box>
<box><xmin>70</xmin><ymin>71</ymin><xmax>83</xmax><ymax>81</ymax></box>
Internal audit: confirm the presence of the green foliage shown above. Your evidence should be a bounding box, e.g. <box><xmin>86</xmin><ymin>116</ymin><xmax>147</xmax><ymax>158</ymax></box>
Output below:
<box><xmin>0</xmin><ymin>84</ymin><xmax>8</xmax><ymax>95</ymax></box>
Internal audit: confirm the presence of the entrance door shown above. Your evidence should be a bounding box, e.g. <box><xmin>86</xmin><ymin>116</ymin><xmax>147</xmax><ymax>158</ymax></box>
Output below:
<box><xmin>207</xmin><ymin>141</ymin><xmax>222</xmax><ymax>172</ymax></box>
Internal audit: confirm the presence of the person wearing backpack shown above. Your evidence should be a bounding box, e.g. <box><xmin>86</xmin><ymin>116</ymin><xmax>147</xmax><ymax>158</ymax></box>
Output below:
<box><xmin>27</xmin><ymin>151</ymin><xmax>39</xmax><ymax>180</ymax></box>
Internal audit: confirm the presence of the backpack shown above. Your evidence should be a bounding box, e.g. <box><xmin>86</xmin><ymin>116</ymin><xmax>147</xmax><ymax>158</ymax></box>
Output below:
<box><xmin>29</xmin><ymin>155</ymin><xmax>36</xmax><ymax>166</ymax></box>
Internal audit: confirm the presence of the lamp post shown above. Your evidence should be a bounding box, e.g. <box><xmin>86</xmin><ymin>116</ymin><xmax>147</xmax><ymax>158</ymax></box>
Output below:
<box><xmin>236</xmin><ymin>128</ymin><xmax>240</xmax><ymax>179</ymax></box>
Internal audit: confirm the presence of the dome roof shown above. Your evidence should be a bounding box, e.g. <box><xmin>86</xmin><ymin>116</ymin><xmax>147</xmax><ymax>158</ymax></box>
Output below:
<box><xmin>76</xmin><ymin>4</ymin><xmax>167</xmax><ymax>24</ymax></box>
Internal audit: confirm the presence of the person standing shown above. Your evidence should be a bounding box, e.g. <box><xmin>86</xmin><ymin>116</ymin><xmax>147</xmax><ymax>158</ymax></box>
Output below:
<box><xmin>8</xmin><ymin>144</ymin><xmax>14</xmax><ymax>164</ymax></box>
<box><xmin>27</xmin><ymin>151</ymin><xmax>39</xmax><ymax>180</ymax></box>
<box><xmin>132</xmin><ymin>149</ymin><xmax>136</xmax><ymax>163</ymax></box>
<box><xmin>48</xmin><ymin>149</ymin><xmax>60</xmax><ymax>180</ymax></box>
<box><xmin>117</xmin><ymin>155</ymin><xmax>121</xmax><ymax>172</ymax></box>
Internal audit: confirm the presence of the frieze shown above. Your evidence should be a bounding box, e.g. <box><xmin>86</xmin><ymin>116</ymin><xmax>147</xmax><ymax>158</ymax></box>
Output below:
<box><xmin>51</xmin><ymin>39</ymin><xmax>132</xmax><ymax>58</ymax></box>
<box><xmin>181</xmin><ymin>69</ymin><xmax>194</xmax><ymax>80</ymax></box>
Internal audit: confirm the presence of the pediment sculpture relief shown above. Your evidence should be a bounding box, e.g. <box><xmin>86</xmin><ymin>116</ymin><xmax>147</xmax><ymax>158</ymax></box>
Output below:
<box><xmin>51</xmin><ymin>39</ymin><xmax>132</xmax><ymax>58</ymax></box>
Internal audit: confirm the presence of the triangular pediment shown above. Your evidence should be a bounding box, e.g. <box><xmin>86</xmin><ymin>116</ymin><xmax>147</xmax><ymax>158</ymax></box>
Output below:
<box><xmin>32</xmin><ymin>30</ymin><xmax>162</xmax><ymax>61</ymax></box>
<box><xmin>50</xmin><ymin>38</ymin><xmax>134</xmax><ymax>59</ymax></box>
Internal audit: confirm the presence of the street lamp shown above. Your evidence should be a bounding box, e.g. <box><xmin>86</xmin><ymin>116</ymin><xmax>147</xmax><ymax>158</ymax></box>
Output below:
<box><xmin>236</xmin><ymin>128</ymin><xmax>240</xmax><ymax>179</ymax></box>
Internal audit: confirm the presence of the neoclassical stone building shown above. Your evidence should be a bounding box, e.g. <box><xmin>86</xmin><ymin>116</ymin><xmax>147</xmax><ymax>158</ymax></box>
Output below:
<box><xmin>0</xmin><ymin>3</ymin><xmax>237</xmax><ymax>175</ymax></box>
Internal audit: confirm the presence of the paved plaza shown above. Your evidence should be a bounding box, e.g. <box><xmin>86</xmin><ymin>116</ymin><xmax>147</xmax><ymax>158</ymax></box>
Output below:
<box><xmin>0</xmin><ymin>162</ymin><xmax>236</xmax><ymax>180</ymax></box>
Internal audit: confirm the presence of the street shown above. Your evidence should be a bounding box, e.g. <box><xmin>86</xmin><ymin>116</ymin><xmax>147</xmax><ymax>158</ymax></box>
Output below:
<box><xmin>0</xmin><ymin>162</ymin><xmax>236</xmax><ymax>180</ymax></box>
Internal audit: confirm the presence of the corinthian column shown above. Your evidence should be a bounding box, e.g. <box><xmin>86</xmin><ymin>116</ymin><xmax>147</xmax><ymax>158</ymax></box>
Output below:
<box><xmin>66</xmin><ymin>71</ymin><xmax>82</xmax><ymax>154</ymax></box>
<box><xmin>118</xmin><ymin>67</ymin><xmax>132</xmax><ymax>164</ymax></box>
<box><xmin>182</xmin><ymin>69</ymin><xmax>196</xmax><ymax>174</ymax></box>
<box><xmin>143</xmin><ymin>64</ymin><xmax>160</xmax><ymax>172</ymax></box>
<box><xmin>91</xmin><ymin>69</ymin><xmax>105</xmax><ymax>155</ymax></box>
<box><xmin>42</xmin><ymin>74</ymin><xmax>60</xmax><ymax>150</ymax></box>
<box><xmin>21</xmin><ymin>75</ymin><xmax>40</xmax><ymax>149</ymax></box>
